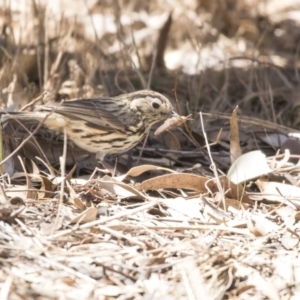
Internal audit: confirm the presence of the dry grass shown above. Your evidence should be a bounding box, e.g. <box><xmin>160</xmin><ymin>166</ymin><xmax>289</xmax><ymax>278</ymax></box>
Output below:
<box><xmin>1</xmin><ymin>0</ymin><xmax>300</xmax><ymax>299</ymax></box>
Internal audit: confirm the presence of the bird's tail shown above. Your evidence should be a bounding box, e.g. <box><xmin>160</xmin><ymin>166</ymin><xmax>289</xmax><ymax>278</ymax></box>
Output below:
<box><xmin>1</xmin><ymin>110</ymin><xmax>67</xmax><ymax>130</ymax></box>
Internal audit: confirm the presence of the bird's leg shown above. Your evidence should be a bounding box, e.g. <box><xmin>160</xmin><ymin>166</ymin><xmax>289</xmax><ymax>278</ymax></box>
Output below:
<box><xmin>95</xmin><ymin>152</ymin><xmax>116</xmax><ymax>175</ymax></box>
<box><xmin>126</xmin><ymin>149</ymin><xmax>133</xmax><ymax>169</ymax></box>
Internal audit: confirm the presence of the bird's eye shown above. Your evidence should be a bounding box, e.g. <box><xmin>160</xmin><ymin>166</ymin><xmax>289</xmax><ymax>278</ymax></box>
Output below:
<box><xmin>152</xmin><ymin>102</ymin><xmax>160</xmax><ymax>109</ymax></box>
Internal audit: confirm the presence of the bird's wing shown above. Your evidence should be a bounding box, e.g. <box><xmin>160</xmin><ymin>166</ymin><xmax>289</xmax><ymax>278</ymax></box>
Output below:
<box><xmin>38</xmin><ymin>97</ymin><xmax>129</xmax><ymax>131</ymax></box>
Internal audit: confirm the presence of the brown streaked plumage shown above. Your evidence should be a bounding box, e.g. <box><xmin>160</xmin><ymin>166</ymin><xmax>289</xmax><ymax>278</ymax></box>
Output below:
<box><xmin>2</xmin><ymin>90</ymin><xmax>175</xmax><ymax>160</ymax></box>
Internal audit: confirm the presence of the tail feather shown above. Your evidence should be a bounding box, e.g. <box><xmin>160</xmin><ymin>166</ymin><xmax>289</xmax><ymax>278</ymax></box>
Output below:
<box><xmin>1</xmin><ymin>111</ymin><xmax>68</xmax><ymax>129</ymax></box>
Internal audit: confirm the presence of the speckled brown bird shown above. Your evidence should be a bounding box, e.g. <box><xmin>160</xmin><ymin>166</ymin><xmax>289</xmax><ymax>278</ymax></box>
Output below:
<box><xmin>2</xmin><ymin>90</ymin><xmax>176</xmax><ymax>160</ymax></box>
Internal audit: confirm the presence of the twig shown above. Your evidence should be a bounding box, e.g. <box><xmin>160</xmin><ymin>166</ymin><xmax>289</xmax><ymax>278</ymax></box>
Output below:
<box><xmin>0</xmin><ymin>108</ymin><xmax>58</xmax><ymax>167</ymax></box>
<box><xmin>136</xmin><ymin>147</ymin><xmax>205</xmax><ymax>156</ymax></box>
<box><xmin>173</xmin><ymin>77</ymin><xmax>208</xmax><ymax>157</ymax></box>
<box><xmin>147</xmin><ymin>47</ymin><xmax>157</xmax><ymax>89</ymax></box>
<box><xmin>19</xmin><ymin>92</ymin><xmax>46</xmax><ymax>111</ymax></box>
<box><xmin>52</xmin><ymin>126</ymin><xmax>68</xmax><ymax>235</ymax></box>
<box><xmin>49</xmin><ymin>198</ymin><xmax>161</xmax><ymax>239</ymax></box>
<box><xmin>199</xmin><ymin>112</ymin><xmax>226</xmax><ymax>209</ymax></box>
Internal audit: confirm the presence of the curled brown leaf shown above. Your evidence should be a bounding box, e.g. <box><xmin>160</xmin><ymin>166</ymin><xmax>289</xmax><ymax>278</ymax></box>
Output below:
<box><xmin>155</xmin><ymin>114</ymin><xmax>192</xmax><ymax>136</ymax></box>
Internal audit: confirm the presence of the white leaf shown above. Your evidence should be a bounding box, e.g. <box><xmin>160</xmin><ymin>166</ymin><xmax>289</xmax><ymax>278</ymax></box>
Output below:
<box><xmin>228</xmin><ymin>150</ymin><xmax>272</xmax><ymax>184</ymax></box>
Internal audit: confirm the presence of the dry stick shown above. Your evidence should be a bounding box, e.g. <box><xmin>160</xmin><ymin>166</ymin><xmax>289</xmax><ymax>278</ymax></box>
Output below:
<box><xmin>0</xmin><ymin>108</ymin><xmax>59</xmax><ymax>168</ymax></box>
<box><xmin>19</xmin><ymin>92</ymin><xmax>46</xmax><ymax>111</ymax></box>
<box><xmin>1</xmin><ymin>110</ymin><xmax>58</xmax><ymax>176</ymax></box>
<box><xmin>172</xmin><ymin>77</ymin><xmax>208</xmax><ymax>157</ymax></box>
<box><xmin>84</xmin><ymin>0</ymin><xmax>101</xmax><ymax>49</ymax></box>
<box><xmin>51</xmin><ymin>127</ymin><xmax>68</xmax><ymax>236</ymax></box>
<box><xmin>199</xmin><ymin>112</ymin><xmax>226</xmax><ymax>210</ymax></box>
<box><xmin>295</xmin><ymin>41</ymin><xmax>300</xmax><ymax>82</ymax></box>
<box><xmin>113</xmin><ymin>0</ymin><xmax>146</xmax><ymax>89</ymax></box>
<box><xmin>0</xmin><ymin>182</ymin><xmax>8</xmax><ymax>204</ymax></box>
<box><xmin>129</xmin><ymin>46</ymin><xmax>146</xmax><ymax>89</ymax></box>
<box><xmin>12</xmin><ymin>120</ymin><xmax>55</xmax><ymax>176</ymax></box>
<box><xmin>134</xmin><ymin>149</ymin><xmax>196</xmax><ymax>167</ymax></box>
<box><xmin>84</xmin><ymin>0</ymin><xmax>110</xmax><ymax>96</ymax></box>
<box><xmin>95</xmin><ymin>261</ymin><xmax>137</xmax><ymax>282</ymax></box>
<box><xmin>107</xmin><ymin>224</ymin><xmax>251</xmax><ymax>236</ymax></box>
<box><xmin>36</xmin><ymin>39</ymin><xmax>43</xmax><ymax>91</ymax></box>
<box><xmin>136</xmin><ymin>130</ymin><xmax>150</xmax><ymax>165</ymax></box>
<box><xmin>268</xmin><ymin>83</ymin><xmax>276</xmax><ymax>123</ymax></box>
<box><xmin>50</xmin><ymin>28</ymin><xmax>73</xmax><ymax>76</ymax></box>
<box><xmin>131</xmin><ymin>27</ymin><xmax>145</xmax><ymax>76</ymax></box>
<box><xmin>229</xmin><ymin>56</ymin><xmax>288</xmax><ymax>70</ymax></box>
<box><xmin>114</xmin><ymin>69</ymin><xmax>132</xmax><ymax>94</ymax></box>
<box><xmin>34</xmin><ymin>156</ymin><xmax>56</xmax><ymax>176</ymax></box>
<box><xmin>1</xmin><ymin>274</ymin><xmax>13</xmax><ymax>300</ymax></box>
<box><xmin>0</xmin><ymin>47</ymin><xmax>30</xmax><ymax>91</ymax></box>
<box><xmin>254</xmin><ymin>67</ymin><xmax>270</xmax><ymax>120</ymax></box>
<box><xmin>97</xmin><ymin>224</ymin><xmax>145</xmax><ymax>248</ymax></box>
<box><xmin>44</xmin><ymin>26</ymin><xmax>73</xmax><ymax>93</ymax></box>
<box><xmin>26</xmin><ymin>250</ymin><xmax>99</xmax><ymax>285</ymax></box>
<box><xmin>136</xmin><ymin>147</ymin><xmax>203</xmax><ymax>156</ymax></box>
<box><xmin>147</xmin><ymin>46</ymin><xmax>157</xmax><ymax>90</ymax></box>
<box><xmin>139</xmin><ymin>224</ymin><xmax>168</xmax><ymax>245</ymax></box>
<box><xmin>172</xmin><ymin>75</ymin><xmax>181</xmax><ymax>117</ymax></box>
<box><xmin>49</xmin><ymin>198</ymin><xmax>161</xmax><ymax>239</ymax></box>
<box><xmin>0</xmin><ymin>119</ymin><xmax>4</xmax><ymax>174</ymax></box>
<box><xmin>275</xmin><ymin>187</ymin><xmax>300</xmax><ymax>211</ymax></box>
<box><xmin>17</xmin><ymin>156</ymin><xmax>33</xmax><ymax>200</ymax></box>
<box><xmin>201</xmin><ymin>111</ymin><xmax>298</xmax><ymax>133</ymax></box>
<box><xmin>181</xmin><ymin>268</ymin><xmax>196</xmax><ymax>300</ymax></box>
<box><xmin>43</xmin><ymin>10</ymin><xmax>49</xmax><ymax>87</ymax></box>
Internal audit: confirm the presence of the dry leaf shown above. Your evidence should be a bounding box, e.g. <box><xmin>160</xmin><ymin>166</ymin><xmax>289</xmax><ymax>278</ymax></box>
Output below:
<box><xmin>137</xmin><ymin>173</ymin><xmax>208</xmax><ymax>192</ymax></box>
<box><xmin>115</xmin><ymin>164</ymin><xmax>175</xmax><ymax>182</ymax></box>
<box><xmin>228</xmin><ymin>150</ymin><xmax>272</xmax><ymax>184</ymax></box>
<box><xmin>230</xmin><ymin>106</ymin><xmax>242</xmax><ymax>163</ymax></box>
<box><xmin>154</xmin><ymin>114</ymin><xmax>192</xmax><ymax>135</ymax></box>
<box><xmin>138</xmin><ymin>173</ymin><xmax>250</xmax><ymax>203</ymax></box>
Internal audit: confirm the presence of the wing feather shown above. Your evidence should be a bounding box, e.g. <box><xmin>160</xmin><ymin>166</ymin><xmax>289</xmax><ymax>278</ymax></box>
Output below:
<box><xmin>38</xmin><ymin>97</ymin><xmax>128</xmax><ymax>131</ymax></box>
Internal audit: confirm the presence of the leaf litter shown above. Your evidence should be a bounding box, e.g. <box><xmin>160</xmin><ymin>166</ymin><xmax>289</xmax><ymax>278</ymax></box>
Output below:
<box><xmin>2</xmin><ymin>149</ymin><xmax>300</xmax><ymax>299</ymax></box>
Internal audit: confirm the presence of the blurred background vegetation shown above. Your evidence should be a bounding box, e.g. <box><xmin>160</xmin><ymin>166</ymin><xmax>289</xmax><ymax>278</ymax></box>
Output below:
<box><xmin>1</xmin><ymin>0</ymin><xmax>300</xmax><ymax>120</ymax></box>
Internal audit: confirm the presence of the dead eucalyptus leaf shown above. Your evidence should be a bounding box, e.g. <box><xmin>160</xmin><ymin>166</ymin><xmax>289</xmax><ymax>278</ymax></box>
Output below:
<box><xmin>137</xmin><ymin>173</ymin><xmax>208</xmax><ymax>192</ymax></box>
<box><xmin>138</xmin><ymin>173</ymin><xmax>251</xmax><ymax>203</ymax></box>
<box><xmin>228</xmin><ymin>150</ymin><xmax>272</xmax><ymax>184</ymax></box>
<box><xmin>115</xmin><ymin>164</ymin><xmax>175</xmax><ymax>182</ymax></box>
